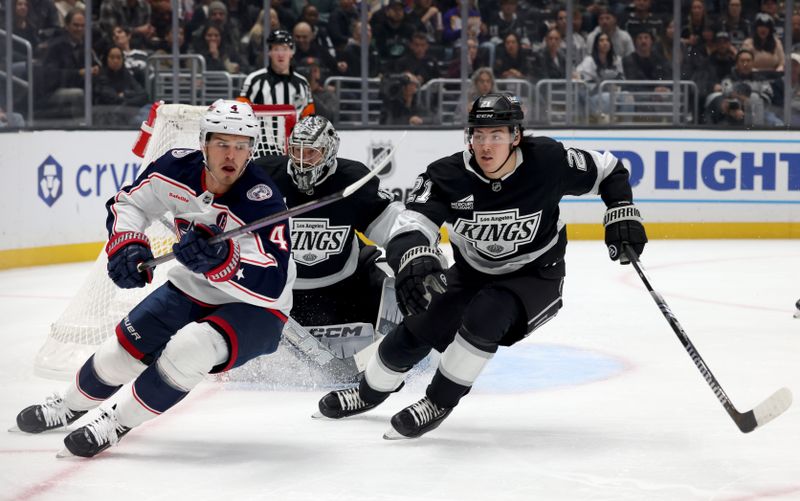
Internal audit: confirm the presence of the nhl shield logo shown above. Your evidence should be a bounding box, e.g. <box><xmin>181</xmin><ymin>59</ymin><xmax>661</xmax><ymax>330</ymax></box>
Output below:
<box><xmin>368</xmin><ymin>141</ymin><xmax>394</xmax><ymax>177</ymax></box>
<box><xmin>37</xmin><ymin>155</ymin><xmax>63</xmax><ymax>207</ymax></box>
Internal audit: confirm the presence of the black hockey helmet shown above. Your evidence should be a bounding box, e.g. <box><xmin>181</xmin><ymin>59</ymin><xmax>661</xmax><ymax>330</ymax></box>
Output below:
<box><xmin>267</xmin><ymin>30</ymin><xmax>294</xmax><ymax>50</ymax></box>
<box><xmin>467</xmin><ymin>92</ymin><xmax>524</xmax><ymax>128</ymax></box>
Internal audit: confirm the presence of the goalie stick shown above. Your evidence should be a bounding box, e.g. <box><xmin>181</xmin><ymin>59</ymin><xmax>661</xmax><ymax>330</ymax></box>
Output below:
<box><xmin>623</xmin><ymin>244</ymin><xmax>792</xmax><ymax>433</ymax></box>
<box><xmin>138</xmin><ymin>131</ymin><xmax>407</xmax><ymax>272</ymax></box>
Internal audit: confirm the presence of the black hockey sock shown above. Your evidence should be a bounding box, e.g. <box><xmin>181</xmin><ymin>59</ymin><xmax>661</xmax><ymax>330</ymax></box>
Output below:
<box><xmin>426</xmin><ymin>369</ymin><xmax>471</xmax><ymax>409</ymax></box>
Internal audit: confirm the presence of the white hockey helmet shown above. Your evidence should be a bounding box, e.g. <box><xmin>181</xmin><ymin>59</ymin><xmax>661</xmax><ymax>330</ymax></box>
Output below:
<box><xmin>287</xmin><ymin>115</ymin><xmax>340</xmax><ymax>193</ymax></box>
<box><xmin>199</xmin><ymin>99</ymin><xmax>260</xmax><ymax>146</ymax></box>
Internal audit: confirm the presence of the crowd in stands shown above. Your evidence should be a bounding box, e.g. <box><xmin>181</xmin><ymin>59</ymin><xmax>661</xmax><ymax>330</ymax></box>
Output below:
<box><xmin>1</xmin><ymin>0</ymin><xmax>799</xmax><ymax>128</ymax></box>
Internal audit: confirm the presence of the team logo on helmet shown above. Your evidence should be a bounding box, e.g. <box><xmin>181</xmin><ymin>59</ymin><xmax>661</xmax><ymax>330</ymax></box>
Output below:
<box><xmin>247</xmin><ymin>184</ymin><xmax>273</xmax><ymax>201</ymax></box>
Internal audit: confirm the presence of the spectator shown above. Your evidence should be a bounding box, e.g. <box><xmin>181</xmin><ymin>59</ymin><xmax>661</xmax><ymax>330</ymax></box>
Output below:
<box><xmin>296</xmin><ymin>57</ymin><xmax>339</xmax><ymax>122</ymax></box>
<box><xmin>339</xmin><ymin>20</ymin><xmax>381</xmax><ymax>78</ymax></box>
<box><xmin>493</xmin><ymin>32</ymin><xmax>531</xmax><ymax>79</ymax></box>
<box><xmin>99</xmin><ymin>0</ymin><xmax>154</xmax><ymax>43</ymax></box>
<box><xmin>293</xmin><ymin>21</ymin><xmax>343</xmax><ymax>76</ymax></box>
<box><xmin>707</xmin><ymin>32</ymin><xmax>737</xmax><ymax>87</ymax></box>
<box><xmin>556</xmin><ymin>7</ymin><xmax>588</xmax><ymax>67</ymax></box>
<box><xmin>24</xmin><ymin>0</ymin><xmax>59</xmax><ymax>42</ymax></box>
<box><xmin>446</xmin><ymin>36</ymin><xmax>484</xmax><ymax>78</ymax></box>
<box><xmin>575</xmin><ymin>31</ymin><xmax>627</xmax><ymax>120</ymax></box>
<box><xmin>191</xmin><ymin>1</ymin><xmax>241</xmax><ymax>56</ymax></box>
<box><xmin>704</xmin><ymin>81</ymin><xmax>749</xmax><ymax>126</ymax></box>
<box><xmin>54</xmin><ymin>0</ymin><xmax>84</xmax><ymax>28</ymax></box>
<box><xmin>486</xmin><ymin>0</ymin><xmax>530</xmax><ymax>48</ymax></box>
<box><xmin>372</xmin><ymin>0</ymin><xmax>416</xmax><ymax>67</ymax></box>
<box><xmin>792</xmin><ymin>12</ymin><xmax>800</xmax><ymax>51</ymax></box>
<box><xmin>790</xmin><ymin>53</ymin><xmax>800</xmax><ymax>123</ymax></box>
<box><xmin>379</xmin><ymin>72</ymin><xmax>427</xmax><ymax>125</ymax></box>
<box><xmin>299</xmin><ymin>4</ymin><xmax>336</xmax><ymax>58</ymax></box>
<box><xmin>537</xmin><ymin>28</ymin><xmax>566</xmax><ymax>79</ymax></box>
<box><xmin>718</xmin><ymin>0</ymin><xmax>750</xmax><ymax>47</ymax></box>
<box><xmin>12</xmin><ymin>0</ymin><xmax>38</xmax><ymax>50</ymax></box>
<box><xmin>623</xmin><ymin>29</ymin><xmax>671</xmax><ymax>84</ymax></box>
<box><xmin>195</xmin><ymin>23</ymin><xmax>248</xmax><ymax>74</ymax></box>
<box><xmin>442</xmin><ymin>0</ymin><xmax>484</xmax><ymax>45</ymax></box>
<box><xmin>406</xmin><ymin>0</ymin><xmax>443</xmax><ymax>45</ymax></box>
<box><xmin>309</xmin><ymin>0</ymin><xmax>338</xmax><ymax>25</ymax></box>
<box><xmin>586</xmin><ymin>6</ymin><xmax>634</xmax><ymax>59</ymax></box>
<box><xmin>242</xmin><ymin>9</ymin><xmax>281</xmax><ymax>68</ymax></box>
<box><xmin>41</xmin><ymin>8</ymin><xmax>99</xmax><ymax>119</ymax></box>
<box><xmin>392</xmin><ymin>31</ymin><xmax>440</xmax><ymax>84</ymax></box>
<box><xmin>741</xmin><ymin>13</ymin><xmax>784</xmax><ymax>72</ymax></box>
<box><xmin>623</xmin><ymin>0</ymin><xmax>663</xmax><ymax>41</ymax></box>
<box><xmin>270</xmin><ymin>0</ymin><xmax>296</xmax><ymax>32</ymax></box>
<box><xmin>328</xmin><ymin>0</ymin><xmax>358</xmax><ymax>52</ymax></box>
<box><xmin>93</xmin><ymin>45</ymin><xmax>148</xmax><ymax>125</ymax></box>
<box><xmin>111</xmin><ymin>25</ymin><xmax>148</xmax><ymax>85</ymax></box>
<box><xmin>654</xmin><ymin>19</ymin><xmax>685</xmax><ymax>68</ymax></box>
<box><xmin>721</xmin><ymin>49</ymin><xmax>777</xmax><ymax>108</ymax></box>
<box><xmin>681</xmin><ymin>0</ymin><xmax>711</xmax><ymax>48</ymax></box>
<box><xmin>469</xmin><ymin>67</ymin><xmax>496</xmax><ymax>103</ymax></box>
<box><xmin>758</xmin><ymin>0</ymin><xmax>783</xmax><ymax>38</ymax></box>
<box><xmin>0</xmin><ymin>106</ymin><xmax>25</xmax><ymax>128</ymax></box>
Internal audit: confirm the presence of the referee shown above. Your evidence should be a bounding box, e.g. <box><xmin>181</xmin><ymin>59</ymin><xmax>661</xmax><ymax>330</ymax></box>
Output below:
<box><xmin>238</xmin><ymin>30</ymin><xmax>315</xmax><ymax>119</ymax></box>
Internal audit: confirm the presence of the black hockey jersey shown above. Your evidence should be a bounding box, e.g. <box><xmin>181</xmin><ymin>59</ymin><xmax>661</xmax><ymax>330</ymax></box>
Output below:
<box><xmin>106</xmin><ymin>149</ymin><xmax>296</xmax><ymax>313</ymax></box>
<box><xmin>387</xmin><ymin>135</ymin><xmax>634</xmax><ymax>276</ymax></box>
<box><xmin>255</xmin><ymin>155</ymin><xmax>403</xmax><ymax>289</ymax></box>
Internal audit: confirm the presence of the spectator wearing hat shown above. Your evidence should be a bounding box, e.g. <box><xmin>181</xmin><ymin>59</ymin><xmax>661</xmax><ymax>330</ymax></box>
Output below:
<box><xmin>239</xmin><ymin>30</ymin><xmax>316</xmax><ymax>119</ymax></box>
<box><xmin>708</xmin><ymin>32</ymin><xmax>737</xmax><ymax>84</ymax></box>
<box><xmin>741</xmin><ymin>13</ymin><xmax>784</xmax><ymax>71</ymax></box>
<box><xmin>191</xmin><ymin>1</ymin><xmax>242</xmax><ymax>56</ymax></box>
<box><xmin>586</xmin><ymin>6</ymin><xmax>634</xmax><ymax>59</ymax></box>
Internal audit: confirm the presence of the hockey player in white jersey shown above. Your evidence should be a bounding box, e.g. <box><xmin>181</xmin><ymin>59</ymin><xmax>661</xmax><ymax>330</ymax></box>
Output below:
<box><xmin>315</xmin><ymin>93</ymin><xmax>648</xmax><ymax>439</ymax></box>
<box><xmin>254</xmin><ymin>115</ymin><xmax>404</xmax><ymax>372</ymax></box>
<box><xmin>13</xmin><ymin>100</ymin><xmax>296</xmax><ymax>457</ymax></box>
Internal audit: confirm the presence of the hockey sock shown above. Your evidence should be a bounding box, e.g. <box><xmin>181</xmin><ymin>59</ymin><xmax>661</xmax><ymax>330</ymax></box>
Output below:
<box><xmin>427</xmin><ymin>332</ymin><xmax>495</xmax><ymax>408</ymax></box>
<box><xmin>117</xmin><ymin>363</ymin><xmax>189</xmax><ymax>429</ymax></box>
<box><xmin>64</xmin><ymin>355</ymin><xmax>122</xmax><ymax>411</ymax></box>
<box><xmin>361</xmin><ymin>352</ymin><xmax>405</xmax><ymax>403</ymax></box>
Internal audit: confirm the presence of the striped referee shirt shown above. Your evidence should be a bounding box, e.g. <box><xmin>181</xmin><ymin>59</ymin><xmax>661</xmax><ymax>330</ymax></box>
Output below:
<box><xmin>238</xmin><ymin>65</ymin><xmax>316</xmax><ymax>118</ymax></box>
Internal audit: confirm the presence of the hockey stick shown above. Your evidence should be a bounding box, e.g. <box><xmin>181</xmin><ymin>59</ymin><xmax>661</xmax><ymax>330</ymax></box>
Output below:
<box><xmin>623</xmin><ymin>244</ymin><xmax>792</xmax><ymax>433</ymax></box>
<box><xmin>138</xmin><ymin>132</ymin><xmax>407</xmax><ymax>272</ymax></box>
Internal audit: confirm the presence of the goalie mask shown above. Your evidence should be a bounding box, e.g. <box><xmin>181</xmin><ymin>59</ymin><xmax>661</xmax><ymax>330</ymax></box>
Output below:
<box><xmin>287</xmin><ymin>115</ymin><xmax>340</xmax><ymax>193</ymax></box>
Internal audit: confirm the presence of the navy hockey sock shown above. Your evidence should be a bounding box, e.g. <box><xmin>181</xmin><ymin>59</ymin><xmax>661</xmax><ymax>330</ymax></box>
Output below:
<box><xmin>77</xmin><ymin>356</ymin><xmax>122</xmax><ymax>400</ymax></box>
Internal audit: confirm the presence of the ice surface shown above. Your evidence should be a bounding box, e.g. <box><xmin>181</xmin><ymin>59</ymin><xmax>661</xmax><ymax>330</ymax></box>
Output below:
<box><xmin>1</xmin><ymin>240</ymin><xmax>798</xmax><ymax>501</ymax></box>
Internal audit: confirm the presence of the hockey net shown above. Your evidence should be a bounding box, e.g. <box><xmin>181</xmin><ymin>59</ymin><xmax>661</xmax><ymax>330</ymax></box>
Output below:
<box><xmin>34</xmin><ymin>103</ymin><xmax>297</xmax><ymax>380</ymax></box>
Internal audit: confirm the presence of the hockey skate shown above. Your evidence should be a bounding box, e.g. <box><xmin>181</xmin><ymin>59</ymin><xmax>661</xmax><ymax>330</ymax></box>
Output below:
<box><xmin>383</xmin><ymin>396</ymin><xmax>453</xmax><ymax>440</ymax></box>
<box><xmin>58</xmin><ymin>406</ymin><xmax>130</xmax><ymax>458</ymax></box>
<box><xmin>313</xmin><ymin>387</ymin><xmax>386</xmax><ymax>419</ymax></box>
<box><xmin>11</xmin><ymin>393</ymin><xmax>87</xmax><ymax>433</ymax></box>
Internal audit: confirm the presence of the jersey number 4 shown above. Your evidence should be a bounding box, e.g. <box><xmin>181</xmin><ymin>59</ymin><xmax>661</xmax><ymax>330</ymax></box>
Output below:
<box><xmin>269</xmin><ymin>224</ymin><xmax>289</xmax><ymax>251</ymax></box>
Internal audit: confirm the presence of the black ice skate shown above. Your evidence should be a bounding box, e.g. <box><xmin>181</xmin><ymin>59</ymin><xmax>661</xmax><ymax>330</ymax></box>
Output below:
<box><xmin>313</xmin><ymin>387</ymin><xmax>386</xmax><ymax>419</ymax></box>
<box><xmin>58</xmin><ymin>406</ymin><xmax>130</xmax><ymax>458</ymax></box>
<box><xmin>12</xmin><ymin>393</ymin><xmax>87</xmax><ymax>434</ymax></box>
<box><xmin>384</xmin><ymin>396</ymin><xmax>453</xmax><ymax>440</ymax></box>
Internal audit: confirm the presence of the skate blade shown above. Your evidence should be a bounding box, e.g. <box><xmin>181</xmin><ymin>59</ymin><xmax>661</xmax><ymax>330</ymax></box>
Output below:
<box><xmin>55</xmin><ymin>447</ymin><xmax>75</xmax><ymax>458</ymax></box>
<box><xmin>382</xmin><ymin>428</ymin><xmax>411</xmax><ymax>440</ymax></box>
<box><xmin>311</xmin><ymin>411</ymin><xmax>328</xmax><ymax>419</ymax></box>
<box><xmin>7</xmin><ymin>425</ymin><xmax>21</xmax><ymax>432</ymax></box>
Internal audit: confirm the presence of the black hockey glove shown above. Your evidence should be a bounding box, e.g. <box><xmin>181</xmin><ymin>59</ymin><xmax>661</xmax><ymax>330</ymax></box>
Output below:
<box><xmin>106</xmin><ymin>232</ymin><xmax>154</xmax><ymax>289</ymax></box>
<box><xmin>603</xmin><ymin>202</ymin><xmax>647</xmax><ymax>264</ymax></box>
<box><xmin>395</xmin><ymin>246</ymin><xmax>447</xmax><ymax>316</ymax></box>
<box><xmin>173</xmin><ymin>223</ymin><xmax>241</xmax><ymax>282</ymax></box>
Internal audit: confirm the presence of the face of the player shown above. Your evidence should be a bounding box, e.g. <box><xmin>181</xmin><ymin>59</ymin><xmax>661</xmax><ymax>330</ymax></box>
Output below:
<box><xmin>470</xmin><ymin>127</ymin><xmax>519</xmax><ymax>178</ymax></box>
<box><xmin>203</xmin><ymin>132</ymin><xmax>252</xmax><ymax>194</ymax></box>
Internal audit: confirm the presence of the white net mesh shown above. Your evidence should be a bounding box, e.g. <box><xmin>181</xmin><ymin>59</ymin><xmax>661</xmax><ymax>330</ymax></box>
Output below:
<box><xmin>34</xmin><ymin>103</ymin><xmax>296</xmax><ymax>380</ymax></box>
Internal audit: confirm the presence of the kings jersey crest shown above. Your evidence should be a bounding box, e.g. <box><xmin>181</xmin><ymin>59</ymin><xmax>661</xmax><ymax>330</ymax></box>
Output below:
<box><xmin>452</xmin><ymin>209</ymin><xmax>541</xmax><ymax>258</ymax></box>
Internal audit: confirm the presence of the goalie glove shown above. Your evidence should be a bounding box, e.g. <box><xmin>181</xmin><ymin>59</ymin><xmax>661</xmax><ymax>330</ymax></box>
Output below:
<box><xmin>106</xmin><ymin>232</ymin><xmax>154</xmax><ymax>289</ymax></box>
<box><xmin>173</xmin><ymin>223</ymin><xmax>241</xmax><ymax>282</ymax></box>
<box><xmin>603</xmin><ymin>202</ymin><xmax>647</xmax><ymax>264</ymax></box>
<box><xmin>395</xmin><ymin>246</ymin><xmax>448</xmax><ymax>316</ymax></box>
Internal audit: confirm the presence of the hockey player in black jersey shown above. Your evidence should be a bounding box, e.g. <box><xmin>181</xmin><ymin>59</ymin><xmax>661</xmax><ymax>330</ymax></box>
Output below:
<box><xmin>254</xmin><ymin>115</ymin><xmax>404</xmax><ymax>368</ymax></box>
<box><xmin>315</xmin><ymin>93</ymin><xmax>647</xmax><ymax>439</ymax></box>
<box><xmin>13</xmin><ymin>100</ymin><xmax>295</xmax><ymax>457</ymax></box>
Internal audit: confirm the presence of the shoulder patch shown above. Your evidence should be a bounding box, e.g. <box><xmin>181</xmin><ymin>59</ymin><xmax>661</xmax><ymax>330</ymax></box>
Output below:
<box><xmin>566</xmin><ymin>148</ymin><xmax>587</xmax><ymax>171</ymax></box>
<box><xmin>247</xmin><ymin>184</ymin><xmax>273</xmax><ymax>201</ymax></box>
<box><xmin>171</xmin><ymin>149</ymin><xmax>194</xmax><ymax>158</ymax></box>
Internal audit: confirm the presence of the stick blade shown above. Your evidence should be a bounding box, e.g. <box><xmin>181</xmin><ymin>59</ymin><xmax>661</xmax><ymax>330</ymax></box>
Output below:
<box><xmin>737</xmin><ymin>387</ymin><xmax>793</xmax><ymax>433</ymax></box>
